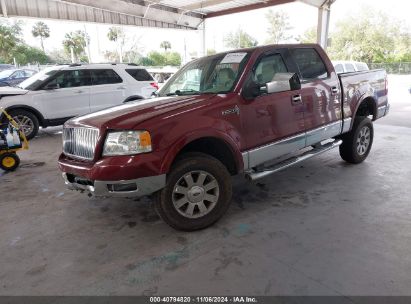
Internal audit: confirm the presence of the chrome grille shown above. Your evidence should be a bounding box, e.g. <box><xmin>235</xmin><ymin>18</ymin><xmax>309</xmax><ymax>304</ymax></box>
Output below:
<box><xmin>63</xmin><ymin>127</ymin><xmax>99</xmax><ymax>160</ymax></box>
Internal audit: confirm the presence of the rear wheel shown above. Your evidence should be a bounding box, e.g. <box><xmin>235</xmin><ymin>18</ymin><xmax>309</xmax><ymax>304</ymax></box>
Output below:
<box><xmin>155</xmin><ymin>152</ymin><xmax>232</xmax><ymax>231</ymax></box>
<box><xmin>0</xmin><ymin>152</ymin><xmax>20</xmax><ymax>171</ymax></box>
<box><xmin>339</xmin><ymin>116</ymin><xmax>374</xmax><ymax>164</ymax></box>
<box><xmin>8</xmin><ymin>109</ymin><xmax>39</xmax><ymax>140</ymax></box>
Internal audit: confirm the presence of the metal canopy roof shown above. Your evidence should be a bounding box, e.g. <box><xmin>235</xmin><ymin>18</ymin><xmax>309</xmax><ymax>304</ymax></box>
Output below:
<box><xmin>0</xmin><ymin>0</ymin><xmax>333</xmax><ymax>30</ymax></box>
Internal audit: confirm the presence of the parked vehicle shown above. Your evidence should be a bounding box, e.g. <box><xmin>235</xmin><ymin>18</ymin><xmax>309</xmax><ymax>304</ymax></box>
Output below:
<box><xmin>58</xmin><ymin>44</ymin><xmax>389</xmax><ymax>231</ymax></box>
<box><xmin>333</xmin><ymin>60</ymin><xmax>369</xmax><ymax>74</ymax></box>
<box><xmin>0</xmin><ymin>64</ymin><xmax>14</xmax><ymax>71</ymax></box>
<box><xmin>0</xmin><ymin>69</ymin><xmax>37</xmax><ymax>87</ymax></box>
<box><xmin>0</xmin><ymin>64</ymin><xmax>158</xmax><ymax>139</ymax></box>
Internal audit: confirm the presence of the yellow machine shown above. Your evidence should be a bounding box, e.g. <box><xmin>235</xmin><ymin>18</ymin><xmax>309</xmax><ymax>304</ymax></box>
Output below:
<box><xmin>0</xmin><ymin>107</ymin><xmax>29</xmax><ymax>171</ymax></box>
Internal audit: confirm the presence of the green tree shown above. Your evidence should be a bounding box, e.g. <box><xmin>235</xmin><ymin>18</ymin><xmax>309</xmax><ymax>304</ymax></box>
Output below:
<box><xmin>160</xmin><ymin>41</ymin><xmax>171</xmax><ymax>52</ymax></box>
<box><xmin>31</xmin><ymin>21</ymin><xmax>50</xmax><ymax>52</ymax></box>
<box><xmin>12</xmin><ymin>44</ymin><xmax>49</xmax><ymax>65</ymax></box>
<box><xmin>328</xmin><ymin>7</ymin><xmax>411</xmax><ymax>63</ymax></box>
<box><xmin>297</xmin><ymin>27</ymin><xmax>317</xmax><ymax>44</ymax></box>
<box><xmin>107</xmin><ymin>27</ymin><xmax>126</xmax><ymax>62</ymax></box>
<box><xmin>62</xmin><ymin>30</ymin><xmax>89</xmax><ymax>62</ymax></box>
<box><xmin>148</xmin><ymin>51</ymin><xmax>166</xmax><ymax>66</ymax></box>
<box><xmin>48</xmin><ymin>48</ymin><xmax>71</xmax><ymax>64</ymax></box>
<box><xmin>164</xmin><ymin>52</ymin><xmax>181</xmax><ymax>66</ymax></box>
<box><xmin>138</xmin><ymin>56</ymin><xmax>155</xmax><ymax>66</ymax></box>
<box><xmin>224</xmin><ymin>29</ymin><xmax>258</xmax><ymax>49</ymax></box>
<box><xmin>265</xmin><ymin>10</ymin><xmax>292</xmax><ymax>44</ymax></box>
<box><xmin>0</xmin><ymin>22</ymin><xmax>22</xmax><ymax>62</ymax></box>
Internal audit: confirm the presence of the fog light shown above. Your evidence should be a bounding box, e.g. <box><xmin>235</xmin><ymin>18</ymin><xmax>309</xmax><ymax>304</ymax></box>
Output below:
<box><xmin>107</xmin><ymin>183</ymin><xmax>138</xmax><ymax>192</ymax></box>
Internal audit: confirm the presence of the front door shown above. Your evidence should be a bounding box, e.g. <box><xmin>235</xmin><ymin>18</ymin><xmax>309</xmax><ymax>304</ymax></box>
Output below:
<box><xmin>34</xmin><ymin>69</ymin><xmax>91</xmax><ymax>120</ymax></box>
<box><xmin>240</xmin><ymin>50</ymin><xmax>306</xmax><ymax>168</ymax></box>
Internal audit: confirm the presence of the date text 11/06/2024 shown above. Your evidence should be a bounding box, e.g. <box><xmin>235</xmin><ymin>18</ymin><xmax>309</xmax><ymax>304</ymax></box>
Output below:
<box><xmin>149</xmin><ymin>296</ymin><xmax>258</xmax><ymax>303</ymax></box>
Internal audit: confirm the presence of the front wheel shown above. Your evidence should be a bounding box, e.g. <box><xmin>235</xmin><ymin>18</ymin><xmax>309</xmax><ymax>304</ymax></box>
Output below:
<box><xmin>155</xmin><ymin>152</ymin><xmax>232</xmax><ymax>231</ymax></box>
<box><xmin>339</xmin><ymin>116</ymin><xmax>374</xmax><ymax>164</ymax></box>
<box><xmin>9</xmin><ymin>109</ymin><xmax>39</xmax><ymax>140</ymax></box>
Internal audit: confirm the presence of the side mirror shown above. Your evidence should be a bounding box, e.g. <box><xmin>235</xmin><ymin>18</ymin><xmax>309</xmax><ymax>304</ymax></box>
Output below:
<box><xmin>242</xmin><ymin>81</ymin><xmax>261</xmax><ymax>100</ymax></box>
<box><xmin>265</xmin><ymin>73</ymin><xmax>301</xmax><ymax>94</ymax></box>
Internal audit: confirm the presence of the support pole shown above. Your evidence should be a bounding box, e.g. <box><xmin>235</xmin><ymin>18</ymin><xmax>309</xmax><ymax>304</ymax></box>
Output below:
<box><xmin>317</xmin><ymin>1</ymin><xmax>332</xmax><ymax>49</ymax></box>
<box><xmin>200</xmin><ymin>19</ymin><xmax>206</xmax><ymax>57</ymax></box>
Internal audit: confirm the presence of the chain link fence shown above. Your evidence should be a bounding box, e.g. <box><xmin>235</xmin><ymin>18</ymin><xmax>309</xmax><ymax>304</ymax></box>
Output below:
<box><xmin>368</xmin><ymin>62</ymin><xmax>411</xmax><ymax>74</ymax></box>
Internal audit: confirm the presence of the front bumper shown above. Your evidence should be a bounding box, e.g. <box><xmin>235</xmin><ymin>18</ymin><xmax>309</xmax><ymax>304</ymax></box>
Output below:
<box><xmin>62</xmin><ymin>172</ymin><xmax>166</xmax><ymax>197</ymax></box>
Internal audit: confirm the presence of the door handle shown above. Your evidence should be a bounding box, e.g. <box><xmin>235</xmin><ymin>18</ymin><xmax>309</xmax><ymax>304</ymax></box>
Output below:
<box><xmin>117</xmin><ymin>86</ymin><xmax>126</xmax><ymax>90</ymax></box>
<box><xmin>291</xmin><ymin>94</ymin><xmax>302</xmax><ymax>104</ymax></box>
<box><xmin>331</xmin><ymin>86</ymin><xmax>339</xmax><ymax>95</ymax></box>
<box><xmin>74</xmin><ymin>90</ymin><xmax>84</xmax><ymax>94</ymax></box>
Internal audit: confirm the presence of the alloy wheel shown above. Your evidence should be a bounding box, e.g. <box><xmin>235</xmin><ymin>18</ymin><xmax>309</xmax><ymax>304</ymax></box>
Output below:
<box><xmin>356</xmin><ymin>126</ymin><xmax>371</xmax><ymax>156</ymax></box>
<box><xmin>172</xmin><ymin>170</ymin><xmax>220</xmax><ymax>219</ymax></box>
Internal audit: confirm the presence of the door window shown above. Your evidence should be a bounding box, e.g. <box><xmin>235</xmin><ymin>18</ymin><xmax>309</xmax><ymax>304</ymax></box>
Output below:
<box><xmin>290</xmin><ymin>48</ymin><xmax>328</xmax><ymax>80</ymax></box>
<box><xmin>334</xmin><ymin>64</ymin><xmax>344</xmax><ymax>74</ymax></box>
<box><xmin>44</xmin><ymin>70</ymin><xmax>91</xmax><ymax>89</ymax></box>
<box><xmin>90</xmin><ymin>69</ymin><xmax>123</xmax><ymax>85</ymax></box>
<box><xmin>253</xmin><ymin>54</ymin><xmax>288</xmax><ymax>85</ymax></box>
<box><xmin>11</xmin><ymin>71</ymin><xmax>25</xmax><ymax>79</ymax></box>
<box><xmin>24</xmin><ymin>70</ymin><xmax>36</xmax><ymax>77</ymax></box>
<box><xmin>345</xmin><ymin>63</ymin><xmax>355</xmax><ymax>73</ymax></box>
<box><xmin>125</xmin><ymin>69</ymin><xmax>153</xmax><ymax>81</ymax></box>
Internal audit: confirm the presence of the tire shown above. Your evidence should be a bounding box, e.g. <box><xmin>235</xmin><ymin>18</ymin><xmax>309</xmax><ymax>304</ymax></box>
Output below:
<box><xmin>155</xmin><ymin>152</ymin><xmax>232</xmax><ymax>231</ymax></box>
<box><xmin>8</xmin><ymin>109</ymin><xmax>39</xmax><ymax>140</ymax></box>
<box><xmin>339</xmin><ymin>116</ymin><xmax>374</xmax><ymax>164</ymax></box>
<box><xmin>0</xmin><ymin>152</ymin><xmax>20</xmax><ymax>171</ymax></box>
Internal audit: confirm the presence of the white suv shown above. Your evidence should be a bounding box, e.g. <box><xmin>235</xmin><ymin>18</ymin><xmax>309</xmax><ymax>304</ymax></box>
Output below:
<box><xmin>0</xmin><ymin>63</ymin><xmax>158</xmax><ymax>139</ymax></box>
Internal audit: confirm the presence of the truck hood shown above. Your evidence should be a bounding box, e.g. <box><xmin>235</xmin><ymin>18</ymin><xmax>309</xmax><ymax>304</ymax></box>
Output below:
<box><xmin>0</xmin><ymin>86</ymin><xmax>29</xmax><ymax>96</ymax></box>
<box><xmin>67</xmin><ymin>94</ymin><xmax>216</xmax><ymax>130</ymax></box>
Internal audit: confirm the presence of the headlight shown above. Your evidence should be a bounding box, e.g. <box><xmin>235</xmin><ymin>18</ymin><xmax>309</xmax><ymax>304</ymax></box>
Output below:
<box><xmin>103</xmin><ymin>130</ymin><xmax>152</xmax><ymax>156</ymax></box>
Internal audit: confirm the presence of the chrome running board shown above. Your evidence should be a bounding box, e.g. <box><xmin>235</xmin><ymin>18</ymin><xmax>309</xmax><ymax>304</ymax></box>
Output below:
<box><xmin>245</xmin><ymin>140</ymin><xmax>342</xmax><ymax>181</ymax></box>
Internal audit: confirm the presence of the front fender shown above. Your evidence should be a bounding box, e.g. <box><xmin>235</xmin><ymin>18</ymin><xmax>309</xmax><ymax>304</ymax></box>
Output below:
<box><xmin>159</xmin><ymin>128</ymin><xmax>244</xmax><ymax>174</ymax></box>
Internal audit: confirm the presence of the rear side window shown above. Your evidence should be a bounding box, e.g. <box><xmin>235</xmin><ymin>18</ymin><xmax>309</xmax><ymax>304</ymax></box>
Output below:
<box><xmin>91</xmin><ymin>69</ymin><xmax>122</xmax><ymax>85</ymax></box>
<box><xmin>334</xmin><ymin>64</ymin><xmax>344</xmax><ymax>74</ymax></box>
<box><xmin>125</xmin><ymin>69</ymin><xmax>153</xmax><ymax>81</ymax></box>
<box><xmin>345</xmin><ymin>64</ymin><xmax>355</xmax><ymax>73</ymax></box>
<box><xmin>290</xmin><ymin>48</ymin><xmax>328</xmax><ymax>80</ymax></box>
<box><xmin>355</xmin><ymin>63</ymin><xmax>368</xmax><ymax>71</ymax></box>
<box><xmin>24</xmin><ymin>70</ymin><xmax>36</xmax><ymax>77</ymax></box>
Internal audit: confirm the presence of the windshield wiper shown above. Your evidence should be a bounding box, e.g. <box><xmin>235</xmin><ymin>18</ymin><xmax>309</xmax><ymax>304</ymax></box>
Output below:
<box><xmin>166</xmin><ymin>89</ymin><xmax>200</xmax><ymax>96</ymax></box>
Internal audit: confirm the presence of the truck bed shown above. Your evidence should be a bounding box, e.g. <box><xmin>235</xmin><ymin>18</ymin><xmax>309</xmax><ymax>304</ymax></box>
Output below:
<box><xmin>339</xmin><ymin>69</ymin><xmax>388</xmax><ymax>121</ymax></box>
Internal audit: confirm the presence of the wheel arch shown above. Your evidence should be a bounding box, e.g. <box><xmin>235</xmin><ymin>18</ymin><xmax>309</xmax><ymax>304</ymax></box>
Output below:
<box><xmin>353</xmin><ymin>96</ymin><xmax>377</xmax><ymax>121</ymax></box>
<box><xmin>2</xmin><ymin>105</ymin><xmax>45</xmax><ymax>126</ymax></box>
<box><xmin>123</xmin><ymin>95</ymin><xmax>144</xmax><ymax>103</ymax></box>
<box><xmin>160</xmin><ymin>133</ymin><xmax>244</xmax><ymax>176</ymax></box>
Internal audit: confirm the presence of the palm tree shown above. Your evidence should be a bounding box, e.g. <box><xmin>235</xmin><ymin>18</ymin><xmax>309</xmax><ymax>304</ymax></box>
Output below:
<box><xmin>160</xmin><ymin>41</ymin><xmax>171</xmax><ymax>52</ymax></box>
<box><xmin>107</xmin><ymin>27</ymin><xmax>125</xmax><ymax>63</ymax></box>
<box><xmin>31</xmin><ymin>22</ymin><xmax>50</xmax><ymax>52</ymax></box>
<box><xmin>62</xmin><ymin>30</ymin><xmax>89</xmax><ymax>62</ymax></box>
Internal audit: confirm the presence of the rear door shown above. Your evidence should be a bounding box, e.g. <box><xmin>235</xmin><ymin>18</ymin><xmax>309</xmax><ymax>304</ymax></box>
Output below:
<box><xmin>241</xmin><ymin>49</ymin><xmax>306</xmax><ymax>167</ymax></box>
<box><xmin>289</xmin><ymin>47</ymin><xmax>342</xmax><ymax>146</ymax></box>
<box><xmin>33</xmin><ymin>69</ymin><xmax>91</xmax><ymax>119</ymax></box>
<box><xmin>89</xmin><ymin>69</ymin><xmax>125</xmax><ymax>112</ymax></box>
<box><xmin>125</xmin><ymin>68</ymin><xmax>156</xmax><ymax>98</ymax></box>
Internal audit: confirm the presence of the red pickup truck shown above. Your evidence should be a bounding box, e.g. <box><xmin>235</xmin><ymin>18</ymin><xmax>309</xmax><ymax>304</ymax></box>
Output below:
<box><xmin>58</xmin><ymin>44</ymin><xmax>389</xmax><ymax>231</ymax></box>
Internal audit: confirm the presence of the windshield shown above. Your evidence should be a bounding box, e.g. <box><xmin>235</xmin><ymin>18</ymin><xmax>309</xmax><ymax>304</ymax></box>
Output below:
<box><xmin>18</xmin><ymin>66</ymin><xmax>62</xmax><ymax>90</ymax></box>
<box><xmin>158</xmin><ymin>52</ymin><xmax>250</xmax><ymax>96</ymax></box>
<box><xmin>0</xmin><ymin>70</ymin><xmax>14</xmax><ymax>79</ymax></box>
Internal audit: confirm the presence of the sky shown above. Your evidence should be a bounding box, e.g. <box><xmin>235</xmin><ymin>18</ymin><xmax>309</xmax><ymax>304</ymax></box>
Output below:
<box><xmin>5</xmin><ymin>0</ymin><xmax>411</xmax><ymax>63</ymax></box>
